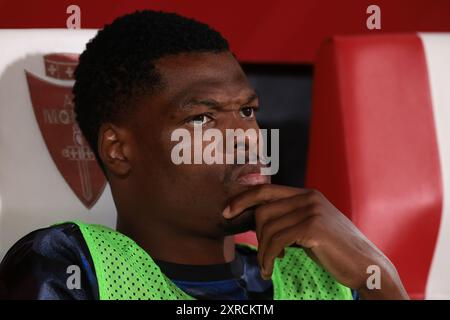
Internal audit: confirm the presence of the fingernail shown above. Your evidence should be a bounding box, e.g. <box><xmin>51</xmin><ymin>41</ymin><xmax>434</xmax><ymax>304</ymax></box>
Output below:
<box><xmin>222</xmin><ymin>206</ymin><xmax>231</xmax><ymax>218</ymax></box>
<box><xmin>261</xmin><ymin>271</ymin><xmax>270</xmax><ymax>280</ymax></box>
<box><xmin>260</xmin><ymin>266</ymin><xmax>267</xmax><ymax>278</ymax></box>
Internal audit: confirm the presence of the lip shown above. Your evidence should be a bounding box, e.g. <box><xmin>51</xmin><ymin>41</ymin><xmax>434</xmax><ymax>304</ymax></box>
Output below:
<box><xmin>237</xmin><ymin>172</ymin><xmax>270</xmax><ymax>186</ymax></box>
<box><xmin>234</xmin><ymin>164</ymin><xmax>271</xmax><ymax>186</ymax></box>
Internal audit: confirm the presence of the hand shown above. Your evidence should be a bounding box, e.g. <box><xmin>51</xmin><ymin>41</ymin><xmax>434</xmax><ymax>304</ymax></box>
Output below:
<box><xmin>223</xmin><ymin>185</ymin><xmax>409</xmax><ymax>299</ymax></box>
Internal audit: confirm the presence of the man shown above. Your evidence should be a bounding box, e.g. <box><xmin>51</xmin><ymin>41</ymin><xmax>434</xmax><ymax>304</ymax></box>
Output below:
<box><xmin>0</xmin><ymin>10</ymin><xmax>408</xmax><ymax>300</ymax></box>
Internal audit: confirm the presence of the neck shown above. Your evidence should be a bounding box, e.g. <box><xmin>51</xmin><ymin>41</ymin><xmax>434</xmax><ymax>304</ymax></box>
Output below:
<box><xmin>116</xmin><ymin>216</ymin><xmax>236</xmax><ymax>265</ymax></box>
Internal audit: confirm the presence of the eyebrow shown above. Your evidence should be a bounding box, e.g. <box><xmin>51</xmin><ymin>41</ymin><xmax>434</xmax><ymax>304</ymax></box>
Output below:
<box><xmin>179</xmin><ymin>92</ymin><xmax>259</xmax><ymax>111</ymax></box>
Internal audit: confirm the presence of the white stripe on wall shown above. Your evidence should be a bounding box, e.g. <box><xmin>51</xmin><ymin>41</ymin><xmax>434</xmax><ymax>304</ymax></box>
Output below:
<box><xmin>420</xmin><ymin>33</ymin><xmax>450</xmax><ymax>300</ymax></box>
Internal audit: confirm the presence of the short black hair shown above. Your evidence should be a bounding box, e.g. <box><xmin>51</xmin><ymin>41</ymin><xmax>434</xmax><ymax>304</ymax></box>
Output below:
<box><xmin>73</xmin><ymin>10</ymin><xmax>230</xmax><ymax>169</ymax></box>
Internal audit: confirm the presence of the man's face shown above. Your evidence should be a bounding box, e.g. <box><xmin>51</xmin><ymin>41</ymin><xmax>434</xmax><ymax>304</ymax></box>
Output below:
<box><xmin>123</xmin><ymin>51</ymin><xmax>269</xmax><ymax>237</ymax></box>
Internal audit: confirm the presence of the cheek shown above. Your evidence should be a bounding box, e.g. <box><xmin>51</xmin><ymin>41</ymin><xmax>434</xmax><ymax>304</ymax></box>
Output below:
<box><xmin>157</xmin><ymin>127</ymin><xmax>233</xmax><ymax>204</ymax></box>
<box><xmin>171</xmin><ymin>164</ymin><xmax>230</xmax><ymax>213</ymax></box>
<box><xmin>161</xmin><ymin>164</ymin><xmax>229</xmax><ymax>223</ymax></box>
<box><xmin>172</xmin><ymin>163</ymin><xmax>227</xmax><ymax>190</ymax></box>
<box><xmin>162</xmin><ymin>127</ymin><xmax>228</xmax><ymax>183</ymax></box>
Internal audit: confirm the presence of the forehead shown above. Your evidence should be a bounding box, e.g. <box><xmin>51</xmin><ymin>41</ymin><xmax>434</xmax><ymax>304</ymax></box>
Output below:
<box><xmin>155</xmin><ymin>51</ymin><xmax>255</xmax><ymax>106</ymax></box>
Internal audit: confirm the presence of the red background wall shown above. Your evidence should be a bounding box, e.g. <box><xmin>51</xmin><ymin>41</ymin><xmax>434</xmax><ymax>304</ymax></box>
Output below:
<box><xmin>1</xmin><ymin>0</ymin><xmax>450</xmax><ymax>63</ymax></box>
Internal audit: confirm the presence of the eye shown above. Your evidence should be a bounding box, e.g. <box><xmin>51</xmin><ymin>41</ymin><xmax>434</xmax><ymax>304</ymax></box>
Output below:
<box><xmin>239</xmin><ymin>106</ymin><xmax>257</xmax><ymax>118</ymax></box>
<box><xmin>187</xmin><ymin>114</ymin><xmax>213</xmax><ymax>127</ymax></box>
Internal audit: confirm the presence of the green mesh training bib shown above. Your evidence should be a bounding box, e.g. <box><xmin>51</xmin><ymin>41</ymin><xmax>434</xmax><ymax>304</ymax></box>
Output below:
<box><xmin>68</xmin><ymin>221</ymin><xmax>352</xmax><ymax>300</ymax></box>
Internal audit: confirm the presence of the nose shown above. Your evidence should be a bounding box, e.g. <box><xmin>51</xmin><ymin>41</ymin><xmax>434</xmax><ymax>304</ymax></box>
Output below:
<box><xmin>228</xmin><ymin>113</ymin><xmax>260</xmax><ymax>164</ymax></box>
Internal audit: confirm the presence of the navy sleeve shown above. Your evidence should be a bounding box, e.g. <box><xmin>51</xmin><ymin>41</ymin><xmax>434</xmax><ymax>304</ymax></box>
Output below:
<box><xmin>0</xmin><ymin>223</ymin><xmax>99</xmax><ymax>300</ymax></box>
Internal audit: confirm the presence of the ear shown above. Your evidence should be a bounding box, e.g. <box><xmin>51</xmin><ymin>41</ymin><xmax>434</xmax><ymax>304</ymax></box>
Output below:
<box><xmin>98</xmin><ymin>123</ymin><xmax>132</xmax><ymax>177</ymax></box>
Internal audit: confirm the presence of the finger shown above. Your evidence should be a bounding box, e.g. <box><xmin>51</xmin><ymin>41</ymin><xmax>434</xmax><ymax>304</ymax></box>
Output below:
<box><xmin>260</xmin><ymin>217</ymin><xmax>317</xmax><ymax>279</ymax></box>
<box><xmin>223</xmin><ymin>184</ymin><xmax>309</xmax><ymax>219</ymax></box>
<box><xmin>254</xmin><ymin>193</ymin><xmax>315</xmax><ymax>240</ymax></box>
<box><xmin>257</xmin><ymin>205</ymin><xmax>315</xmax><ymax>272</ymax></box>
<box><xmin>277</xmin><ymin>250</ymin><xmax>285</xmax><ymax>259</ymax></box>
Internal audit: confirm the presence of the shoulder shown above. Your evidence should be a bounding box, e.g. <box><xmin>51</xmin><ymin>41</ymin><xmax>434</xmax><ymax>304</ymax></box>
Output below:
<box><xmin>1</xmin><ymin>223</ymin><xmax>88</xmax><ymax>268</ymax></box>
<box><xmin>0</xmin><ymin>222</ymin><xmax>99</xmax><ymax>299</ymax></box>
